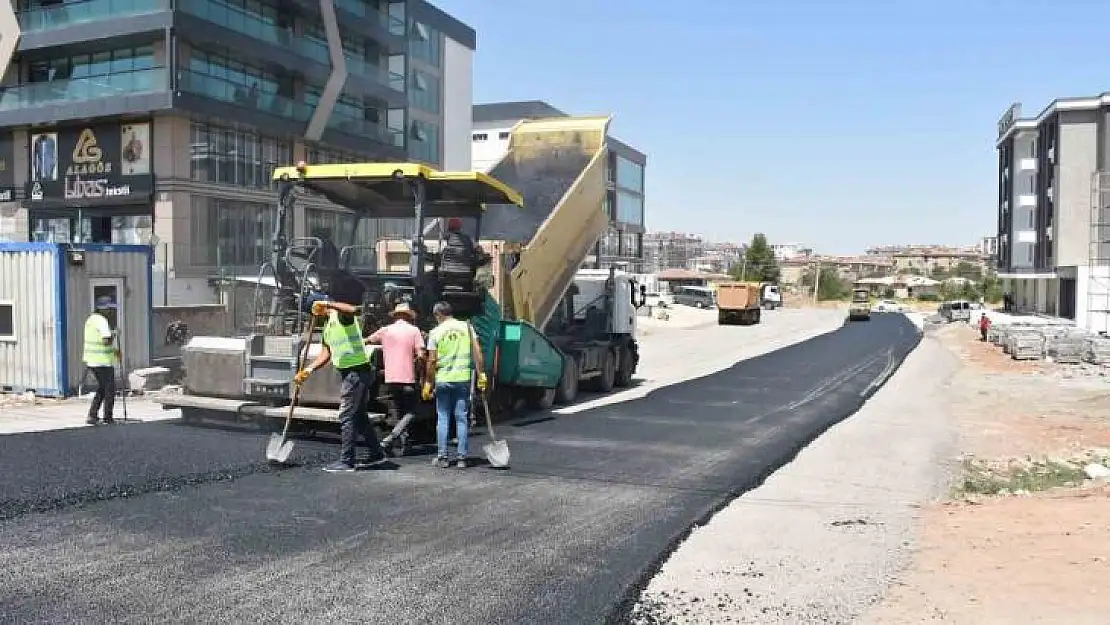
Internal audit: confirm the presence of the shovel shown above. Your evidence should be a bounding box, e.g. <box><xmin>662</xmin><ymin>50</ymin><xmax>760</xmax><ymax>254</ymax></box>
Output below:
<box><xmin>468</xmin><ymin>323</ymin><xmax>510</xmax><ymax>468</ymax></box>
<box><xmin>267</xmin><ymin>315</ymin><xmax>318</xmax><ymax>464</ymax></box>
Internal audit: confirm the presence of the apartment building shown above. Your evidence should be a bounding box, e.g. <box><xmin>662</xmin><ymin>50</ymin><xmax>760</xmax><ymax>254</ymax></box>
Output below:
<box><xmin>0</xmin><ymin>0</ymin><xmax>474</xmax><ymax>302</ymax></box>
<box><xmin>470</xmin><ymin>100</ymin><xmax>647</xmax><ymax>271</ymax></box>
<box><xmin>996</xmin><ymin>95</ymin><xmax>1110</xmax><ymax>330</ymax></box>
<box><xmin>642</xmin><ymin>231</ymin><xmax>705</xmax><ymax>274</ymax></box>
<box><xmin>770</xmin><ymin>242</ymin><xmax>810</xmax><ymax>261</ymax></box>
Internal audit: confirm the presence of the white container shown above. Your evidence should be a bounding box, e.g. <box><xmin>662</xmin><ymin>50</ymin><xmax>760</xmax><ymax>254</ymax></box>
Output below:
<box><xmin>0</xmin><ymin>243</ymin><xmax>152</xmax><ymax>397</ymax></box>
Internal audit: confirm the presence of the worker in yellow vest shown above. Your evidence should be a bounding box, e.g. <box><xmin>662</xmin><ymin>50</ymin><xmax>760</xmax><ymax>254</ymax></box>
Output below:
<box><xmin>84</xmin><ymin>296</ymin><xmax>120</xmax><ymax>425</ymax></box>
<box><xmin>424</xmin><ymin>301</ymin><xmax>486</xmax><ymax>469</ymax></box>
<box><xmin>294</xmin><ymin>299</ymin><xmax>388</xmax><ymax>473</ymax></box>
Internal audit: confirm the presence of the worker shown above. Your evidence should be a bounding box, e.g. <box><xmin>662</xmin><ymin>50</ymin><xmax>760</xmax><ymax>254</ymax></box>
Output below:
<box><xmin>436</xmin><ymin>217</ymin><xmax>490</xmax><ymax>291</ymax></box>
<box><xmin>365</xmin><ymin>302</ymin><xmax>425</xmax><ymax>457</ymax></box>
<box><xmin>979</xmin><ymin>312</ymin><xmax>992</xmax><ymax>342</ymax></box>
<box><xmin>295</xmin><ymin>299</ymin><xmax>388</xmax><ymax>473</ymax></box>
<box><xmin>424</xmin><ymin>301</ymin><xmax>486</xmax><ymax>469</ymax></box>
<box><xmin>84</xmin><ymin>296</ymin><xmax>120</xmax><ymax>425</ymax></box>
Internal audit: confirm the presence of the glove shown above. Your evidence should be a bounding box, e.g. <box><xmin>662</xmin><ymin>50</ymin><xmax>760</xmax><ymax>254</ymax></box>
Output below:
<box><xmin>293</xmin><ymin>368</ymin><xmax>313</xmax><ymax>386</ymax></box>
<box><xmin>421</xmin><ymin>382</ymin><xmax>433</xmax><ymax>401</ymax></box>
<box><xmin>113</xmin><ymin>348</ymin><xmax>122</xmax><ymax>361</ymax></box>
<box><xmin>477</xmin><ymin>373</ymin><xmax>488</xmax><ymax>392</ymax></box>
<box><xmin>311</xmin><ymin>301</ymin><xmax>330</xmax><ymax>317</ymax></box>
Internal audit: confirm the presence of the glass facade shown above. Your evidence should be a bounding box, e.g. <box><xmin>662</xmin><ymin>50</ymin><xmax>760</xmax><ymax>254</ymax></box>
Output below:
<box><xmin>410</xmin><ymin>69</ymin><xmax>439</xmax><ymax>114</ymax></box>
<box><xmin>189</xmin><ymin>195</ymin><xmax>288</xmax><ymax>268</ymax></box>
<box><xmin>18</xmin><ymin>0</ymin><xmax>168</xmax><ymax>32</ymax></box>
<box><xmin>616</xmin><ymin>190</ymin><xmax>644</xmax><ymax>226</ymax></box>
<box><xmin>31</xmin><ymin>215</ymin><xmax>153</xmax><ymax>245</ymax></box>
<box><xmin>409</xmin><ymin>119</ymin><xmax>439</xmax><ymax>165</ymax></box>
<box><xmin>409</xmin><ymin>21</ymin><xmax>441</xmax><ymax>66</ymax></box>
<box><xmin>189</xmin><ymin>121</ymin><xmax>293</xmax><ymax>188</ymax></box>
<box><xmin>615</xmin><ymin>155</ymin><xmax>644</xmax><ymax>193</ymax></box>
<box><xmin>3</xmin><ymin>45</ymin><xmax>166</xmax><ymax>110</ymax></box>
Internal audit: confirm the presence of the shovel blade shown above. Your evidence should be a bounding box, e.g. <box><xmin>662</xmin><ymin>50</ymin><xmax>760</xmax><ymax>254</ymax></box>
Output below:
<box><xmin>483</xmin><ymin>440</ymin><xmax>510</xmax><ymax>468</ymax></box>
<box><xmin>266</xmin><ymin>433</ymin><xmax>295</xmax><ymax>463</ymax></box>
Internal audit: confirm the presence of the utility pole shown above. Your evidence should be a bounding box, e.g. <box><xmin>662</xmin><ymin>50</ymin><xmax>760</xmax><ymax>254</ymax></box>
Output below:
<box><xmin>812</xmin><ymin>260</ymin><xmax>821</xmax><ymax>306</ymax></box>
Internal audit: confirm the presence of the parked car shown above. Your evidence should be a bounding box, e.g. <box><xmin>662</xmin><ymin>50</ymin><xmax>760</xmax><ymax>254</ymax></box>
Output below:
<box><xmin>872</xmin><ymin>299</ymin><xmax>904</xmax><ymax>313</ymax></box>
<box><xmin>672</xmin><ymin>286</ymin><xmax>716</xmax><ymax>309</ymax></box>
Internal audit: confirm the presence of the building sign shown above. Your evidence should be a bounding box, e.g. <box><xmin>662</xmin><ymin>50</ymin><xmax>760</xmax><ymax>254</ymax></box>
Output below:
<box><xmin>0</xmin><ymin>133</ymin><xmax>13</xmax><ymax>202</ymax></box>
<box><xmin>24</xmin><ymin>122</ymin><xmax>153</xmax><ymax>206</ymax></box>
<box><xmin>997</xmin><ymin>103</ymin><xmax>1022</xmax><ymax>139</ymax></box>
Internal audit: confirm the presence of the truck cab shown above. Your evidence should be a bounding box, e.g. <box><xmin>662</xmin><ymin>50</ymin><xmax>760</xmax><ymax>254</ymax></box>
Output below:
<box><xmin>848</xmin><ymin>288</ymin><xmax>872</xmax><ymax>321</ymax></box>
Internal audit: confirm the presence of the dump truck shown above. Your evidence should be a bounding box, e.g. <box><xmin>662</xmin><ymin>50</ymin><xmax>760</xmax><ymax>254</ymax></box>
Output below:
<box><xmin>155</xmin><ymin>116</ymin><xmax>646</xmax><ymax>439</ymax></box>
<box><xmin>847</xmin><ymin>288</ymin><xmax>872</xmax><ymax>321</ymax></box>
<box><xmin>716</xmin><ymin>281</ymin><xmax>762</xmax><ymax>325</ymax></box>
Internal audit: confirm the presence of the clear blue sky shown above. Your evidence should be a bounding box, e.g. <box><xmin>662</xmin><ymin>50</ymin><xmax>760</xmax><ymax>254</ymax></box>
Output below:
<box><xmin>433</xmin><ymin>0</ymin><xmax>1110</xmax><ymax>255</ymax></box>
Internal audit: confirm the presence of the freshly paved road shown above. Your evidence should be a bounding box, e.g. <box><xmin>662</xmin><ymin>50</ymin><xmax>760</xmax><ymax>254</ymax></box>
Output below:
<box><xmin>0</xmin><ymin>313</ymin><xmax>920</xmax><ymax>625</ymax></box>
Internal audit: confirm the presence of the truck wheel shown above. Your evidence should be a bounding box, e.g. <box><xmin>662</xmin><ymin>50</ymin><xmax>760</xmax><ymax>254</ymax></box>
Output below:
<box><xmin>615</xmin><ymin>345</ymin><xmax>634</xmax><ymax>387</ymax></box>
<box><xmin>753</xmin><ymin>308</ymin><xmax>761</xmax><ymax>324</ymax></box>
<box><xmin>718</xmin><ymin>311</ymin><xmax>727</xmax><ymax>325</ymax></box>
<box><xmin>555</xmin><ymin>355</ymin><xmax>578</xmax><ymax>405</ymax></box>
<box><xmin>590</xmin><ymin>349</ymin><xmax>616</xmax><ymax>393</ymax></box>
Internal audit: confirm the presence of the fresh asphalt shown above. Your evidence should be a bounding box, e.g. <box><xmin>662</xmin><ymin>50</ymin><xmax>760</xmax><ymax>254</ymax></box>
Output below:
<box><xmin>0</xmin><ymin>313</ymin><xmax>921</xmax><ymax>625</ymax></box>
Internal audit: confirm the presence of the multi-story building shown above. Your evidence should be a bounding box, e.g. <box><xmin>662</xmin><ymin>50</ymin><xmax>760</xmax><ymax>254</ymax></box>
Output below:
<box><xmin>642</xmin><ymin>231</ymin><xmax>705</xmax><ymax>274</ymax></box>
<box><xmin>770</xmin><ymin>242</ymin><xmax>810</xmax><ymax>261</ymax></box>
<box><xmin>470</xmin><ymin>100</ymin><xmax>647</xmax><ymax>271</ymax></box>
<box><xmin>0</xmin><ymin>0</ymin><xmax>474</xmax><ymax>302</ymax></box>
<box><xmin>996</xmin><ymin>96</ymin><xmax>1110</xmax><ymax>329</ymax></box>
<box><xmin>979</xmin><ymin>235</ymin><xmax>999</xmax><ymax>260</ymax></box>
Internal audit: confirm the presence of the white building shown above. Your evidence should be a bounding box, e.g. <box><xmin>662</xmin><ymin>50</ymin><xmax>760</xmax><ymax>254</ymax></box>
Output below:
<box><xmin>770</xmin><ymin>242</ymin><xmax>809</xmax><ymax>261</ymax></box>
<box><xmin>471</xmin><ymin>101</ymin><xmax>647</xmax><ymax>271</ymax></box>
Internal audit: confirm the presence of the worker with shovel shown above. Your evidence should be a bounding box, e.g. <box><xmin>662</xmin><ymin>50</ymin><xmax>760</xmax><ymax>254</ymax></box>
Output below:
<box><xmin>84</xmin><ymin>296</ymin><xmax>121</xmax><ymax>425</ymax></box>
<box><xmin>425</xmin><ymin>301</ymin><xmax>486</xmax><ymax>469</ymax></box>
<box><xmin>295</xmin><ymin>300</ymin><xmax>388</xmax><ymax>473</ymax></box>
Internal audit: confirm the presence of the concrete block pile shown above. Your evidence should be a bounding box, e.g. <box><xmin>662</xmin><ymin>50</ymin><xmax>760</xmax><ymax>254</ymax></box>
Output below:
<box><xmin>982</xmin><ymin>313</ymin><xmax>1105</xmax><ymax>365</ymax></box>
<box><xmin>1084</xmin><ymin>337</ymin><xmax>1110</xmax><ymax>365</ymax></box>
<box><xmin>1007</xmin><ymin>328</ymin><xmax>1047</xmax><ymax>360</ymax></box>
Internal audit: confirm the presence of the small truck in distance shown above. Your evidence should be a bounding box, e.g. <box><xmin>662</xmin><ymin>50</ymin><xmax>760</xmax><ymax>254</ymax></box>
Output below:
<box><xmin>716</xmin><ymin>281</ymin><xmax>762</xmax><ymax>325</ymax></box>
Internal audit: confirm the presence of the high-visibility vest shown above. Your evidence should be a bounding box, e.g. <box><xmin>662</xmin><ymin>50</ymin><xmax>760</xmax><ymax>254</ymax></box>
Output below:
<box><xmin>323</xmin><ymin>311</ymin><xmax>369</xmax><ymax>370</ymax></box>
<box><xmin>430</xmin><ymin>318</ymin><xmax>472</xmax><ymax>383</ymax></box>
<box><xmin>83</xmin><ymin>314</ymin><xmax>115</xmax><ymax>367</ymax></box>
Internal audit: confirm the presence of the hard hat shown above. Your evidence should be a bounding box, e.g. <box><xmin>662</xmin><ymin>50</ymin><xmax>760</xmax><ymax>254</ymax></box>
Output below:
<box><xmin>95</xmin><ymin>296</ymin><xmax>117</xmax><ymax>310</ymax></box>
<box><xmin>446</xmin><ymin>217</ymin><xmax>463</xmax><ymax>232</ymax></box>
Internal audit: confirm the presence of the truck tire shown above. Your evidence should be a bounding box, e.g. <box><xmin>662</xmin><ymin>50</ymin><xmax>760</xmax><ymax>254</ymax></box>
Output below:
<box><xmin>718</xmin><ymin>311</ymin><xmax>728</xmax><ymax>325</ymax></box>
<box><xmin>526</xmin><ymin>387</ymin><xmax>556</xmax><ymax>410</ymax></box>
<box><xmin>589</xmin><ymin>349</ymin><xmax>616</xmax><ymax>393</ymax></box>
<box><xmin>753</xmin><ymin>308</ymin><xmax>761</xmax><ymax>324</ymax></box>
<box><xmin>555</xmin><ymin>354</ymin><xmax>578</xmax><ymax>405</ymax></box>
<box><xmin>615</xmin><ymin>344</ymin><xmax>634</xmax><ymax>387</ymax></box>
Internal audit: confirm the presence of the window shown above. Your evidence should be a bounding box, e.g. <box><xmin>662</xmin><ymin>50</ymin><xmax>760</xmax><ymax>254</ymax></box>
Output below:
<box><xmin>498</xmin><ymin>131</ymin><xmax>510</xmax><ymax>140</ymax></box>
<box><xmin>409</xmin><ymin>69</ymin><xmax>439</xmax><ymax>113</ymax></box>
<box><xmin>472</xmin><ymin>133</ymin><xmax>488</xmax><ymax>141</ymax></box>
<box><xmin>409</xmin><ymin>120</ymin><xmax>439</xmax><ymax>165</ymax></box>
<box><xmin>26</xmin><ymin>46</ymin><xmax>155</xmax><ymax>83</ymax></box>
<box><xmin>0</xmin><ymin>302</ymin><xmax>13</xmax><ymax>342</ymax></box>
<box><xmin>615</xmin><ymin>190</ymin><xmax>644</xmax><ymax>226</ymax></box>
<box><xmin>409</xmin><ymin>21</ymin><xmax>441</xmax><ymax>66</ymax></box>
<box><xmin>616</xmin><ymin>156</ymin><xmax>645</xmax><ymax>193</ymax></box>
<box><xmin>190</xmin><ymin>122</ymin><xmax>292</xmax><ymax>188</ymax></box>
<box><xmin>189</xmin><ymin>196</ymin><xmax>290</xmax><ymax>268</ymax></box>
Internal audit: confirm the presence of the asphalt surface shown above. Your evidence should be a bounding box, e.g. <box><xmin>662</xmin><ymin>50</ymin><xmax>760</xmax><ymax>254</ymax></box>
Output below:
<box><xmin>0</xmin><ymin>313</ymin><xmax>920</xmax><ymax>625</ymax></box>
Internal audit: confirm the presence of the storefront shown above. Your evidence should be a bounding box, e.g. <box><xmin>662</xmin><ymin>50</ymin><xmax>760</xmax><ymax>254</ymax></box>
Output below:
<box><xmin>23</xmin><ymin>121</ymin><xmax>155</xmax><ymax>244</ymax></box>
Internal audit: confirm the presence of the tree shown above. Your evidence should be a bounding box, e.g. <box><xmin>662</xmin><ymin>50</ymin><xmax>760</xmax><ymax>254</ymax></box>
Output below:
<box><xmin>730</xmin><ymin>233</ymin><xmax>781</xmax><ymax>282</ymax></box>
<box><xmin>952</xmin><ymin>261</ymin><xmax>983</xmax><ymax>281</ymax></box>
<box><xmin>930</xmin><ymin>265</ymin><xmax>949</xmax><ymax>280</ymax></box>
<box><xmin>800</xmin><ymin>266</ymin><xmax>848</xmax><ymax>301</ymax></box>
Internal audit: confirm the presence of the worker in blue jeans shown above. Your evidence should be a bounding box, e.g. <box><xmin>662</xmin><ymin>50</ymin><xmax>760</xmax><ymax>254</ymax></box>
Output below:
<box><xmin>423</xmin><ymin>301</ymin><xmax>486</xmax><ymax>469</ymax></box>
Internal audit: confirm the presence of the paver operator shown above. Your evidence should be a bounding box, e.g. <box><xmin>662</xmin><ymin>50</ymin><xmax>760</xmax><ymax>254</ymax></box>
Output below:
<box><xmin>295</xmin><ymin>300</ymin><xmax>388</xmax><ymax>473</ymax></box>
<box><xmin>365</xmin><ymin>302</ymin><xmax>425</xmax><ymax>458</ymax></box>
<box><xmin>424</xmin><ymin>301</ymin><xmax>486</xmax><ymax>469</ymax></box>
<box><xmin>84</xmin><ymin>296</ymin><xmax>120</xmax><ymax>426</ymax></box>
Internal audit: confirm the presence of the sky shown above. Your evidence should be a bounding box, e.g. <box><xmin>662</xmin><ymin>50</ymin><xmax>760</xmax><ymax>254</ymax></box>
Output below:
<box><xmin>431</xmin><ymin>0</ymin><xmax>1110</xmax><ymax>255</ymax></box>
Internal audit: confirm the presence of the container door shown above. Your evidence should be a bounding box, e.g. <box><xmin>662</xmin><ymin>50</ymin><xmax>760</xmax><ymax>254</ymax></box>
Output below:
<box><xmin>89</xmin><ymin>278</ymin><xmax>126</xmax><ymax>374</ymax></box>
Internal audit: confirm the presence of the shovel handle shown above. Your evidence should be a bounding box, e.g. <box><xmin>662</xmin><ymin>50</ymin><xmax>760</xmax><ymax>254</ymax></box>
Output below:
<box><xmin>281</xmin><ymin>314</ymin><xmax>319</xmax><ymax>440</ymax></box>
<box><xmin>466</xmin><ymin>322</ymin><xmax>498</xmax><ymax>440</ymax></box>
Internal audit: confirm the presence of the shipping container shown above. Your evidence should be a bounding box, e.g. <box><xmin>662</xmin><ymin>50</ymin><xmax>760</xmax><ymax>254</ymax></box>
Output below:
<box><xmin>0</xmin><ymin>243</ymin><xmax>152</xmax><ymax>397</ymax></box>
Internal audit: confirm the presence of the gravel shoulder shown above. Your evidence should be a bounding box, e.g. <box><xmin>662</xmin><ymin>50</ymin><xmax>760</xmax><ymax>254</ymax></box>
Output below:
<box><xmin>631</xmin><ymin>315</ymin><xmax>957</xmax><ymax>624</ymax></box>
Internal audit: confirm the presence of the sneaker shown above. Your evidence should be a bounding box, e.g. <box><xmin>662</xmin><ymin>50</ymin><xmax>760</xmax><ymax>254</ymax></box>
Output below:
<box><xmin>431</xmin><ymin>456</ymin><xmax>450</xmax><ymax>469</ymax></box>
<box><xmin>455</xmin><ymin>458</ymin><xmax>468</xmax><ymax>469</ymax></box>
<box><xmin>379</xmin><ymin>438</ymin><xmax>396</xmax><ymax>458</ymax></box>
<box><xmin>398</xmin><ymin>433</ymin><xmax>412</xmax><ymax>457</ymax></box>
<box><xmin>356</xmin><ymin>456</ymin><xmax>387</xmax><ymax>469</ymax></box>
<box><xmin>86</xmin><ymin>416</ymin><xmax>99</xmax><ymax>425</ymax></box>
<box><xmin>323</xmin><ymin>461</ymin><xmax>356</xmax><ymax>473</ymax></box>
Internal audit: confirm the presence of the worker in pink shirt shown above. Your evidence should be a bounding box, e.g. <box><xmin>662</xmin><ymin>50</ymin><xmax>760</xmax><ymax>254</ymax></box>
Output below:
<box><xmin>365</xmin><ymin>302</ymin><xmax>426</xmax><ymax>457</ymax></box>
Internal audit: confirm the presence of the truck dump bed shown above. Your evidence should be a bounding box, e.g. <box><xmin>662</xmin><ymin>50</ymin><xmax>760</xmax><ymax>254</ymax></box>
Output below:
<box><xmin>483</xmin><ymin>116</ymin><xmax>612</xmax><ymax>329</ymax></box>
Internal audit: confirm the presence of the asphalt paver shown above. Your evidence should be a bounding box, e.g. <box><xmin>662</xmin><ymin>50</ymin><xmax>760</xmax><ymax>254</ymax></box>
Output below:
<box><xmin>0</xmin><ymin>314</ymin><xmax>920</xmax><ymax>625</ymax></box>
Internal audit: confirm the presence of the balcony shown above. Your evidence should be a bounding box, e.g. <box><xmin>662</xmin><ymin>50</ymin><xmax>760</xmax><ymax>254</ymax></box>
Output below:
<box><xmin>325</xmin><ymin>113</ymin><xmax>403</xmax><ymax>148</ymax></box>
<box><xmin>18</xmin><ymin>0</ymin><xmax>168</xmax><ymax>32</ymax></box>
<box><xmin>177</xmin><ymin>0</ymin><xmax>406</xmax><ymax>103</ymax></box>
<box><xmin>0</xmin><ymin>67</ymin><xmax>171</xmax><ymax>124</ymax></box>
<box><xmin>176</xmin><ymin>69</ymin><xmax>313</xmax><ymax>123</ymax></box>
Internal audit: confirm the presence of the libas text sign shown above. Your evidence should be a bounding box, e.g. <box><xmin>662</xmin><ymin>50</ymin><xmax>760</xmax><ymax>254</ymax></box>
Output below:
<box><xmin>24</xmin><ymin>122</ymin><xmax>153</xmax><ymax>205</ymax></box>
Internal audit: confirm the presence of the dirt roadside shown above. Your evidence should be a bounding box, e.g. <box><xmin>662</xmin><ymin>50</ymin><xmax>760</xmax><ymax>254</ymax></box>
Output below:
<box><xmin>861</xmin><ymin>323</ymin><xmax>1110</xmax><ymax>625</ymax></box>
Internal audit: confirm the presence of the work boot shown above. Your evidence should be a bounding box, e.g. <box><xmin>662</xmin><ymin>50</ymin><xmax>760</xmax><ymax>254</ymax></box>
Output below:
<box><xmin>85</xmin><ymin>416</ymin><xmax>98</xmax><ymax>425</ymax></box>
<box><xmin>102</xmin><ymin>416</ymin><xmax>115</xmax><ymax>425</ymax></box>
<box><xmin>379</xmin><ymin>437</ymin><xmax>396</xmax><ymax>458</ymax></box>
<box><xmin>432</xmin><ymin>456</ymin><xmax>450</xmax><ymax>469</ymax></box>
<box><xmin>455</xmin><ymin>457</ymin><xmax>468</xmax><ymax>470</ymax></box>
<box><xmin>398</xmin><ymin>432</ymin><xmax>412</xmax><ymax>457</ymax></box>
<box><xmin>323</xmin><ymin>461</ymin><xmax>356</xmax><ymax>473</ymax></box>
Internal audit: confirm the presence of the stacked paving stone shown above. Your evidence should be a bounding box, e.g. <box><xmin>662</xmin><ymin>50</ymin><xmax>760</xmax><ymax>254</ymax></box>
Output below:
<box><xmin>1007</xmin><ymin>327</ymin><xmax>1047</xmax><ymax>360</ymax></box>
<box><xmin>1084</xmin><ymin>336</ymin><xmax>1110</xmax><ymax>365</ymax></box>
<box><xmin>1044</xmin><ymin>327</ymin><xmax>1087</xmax><ymax>364</ymax></box>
